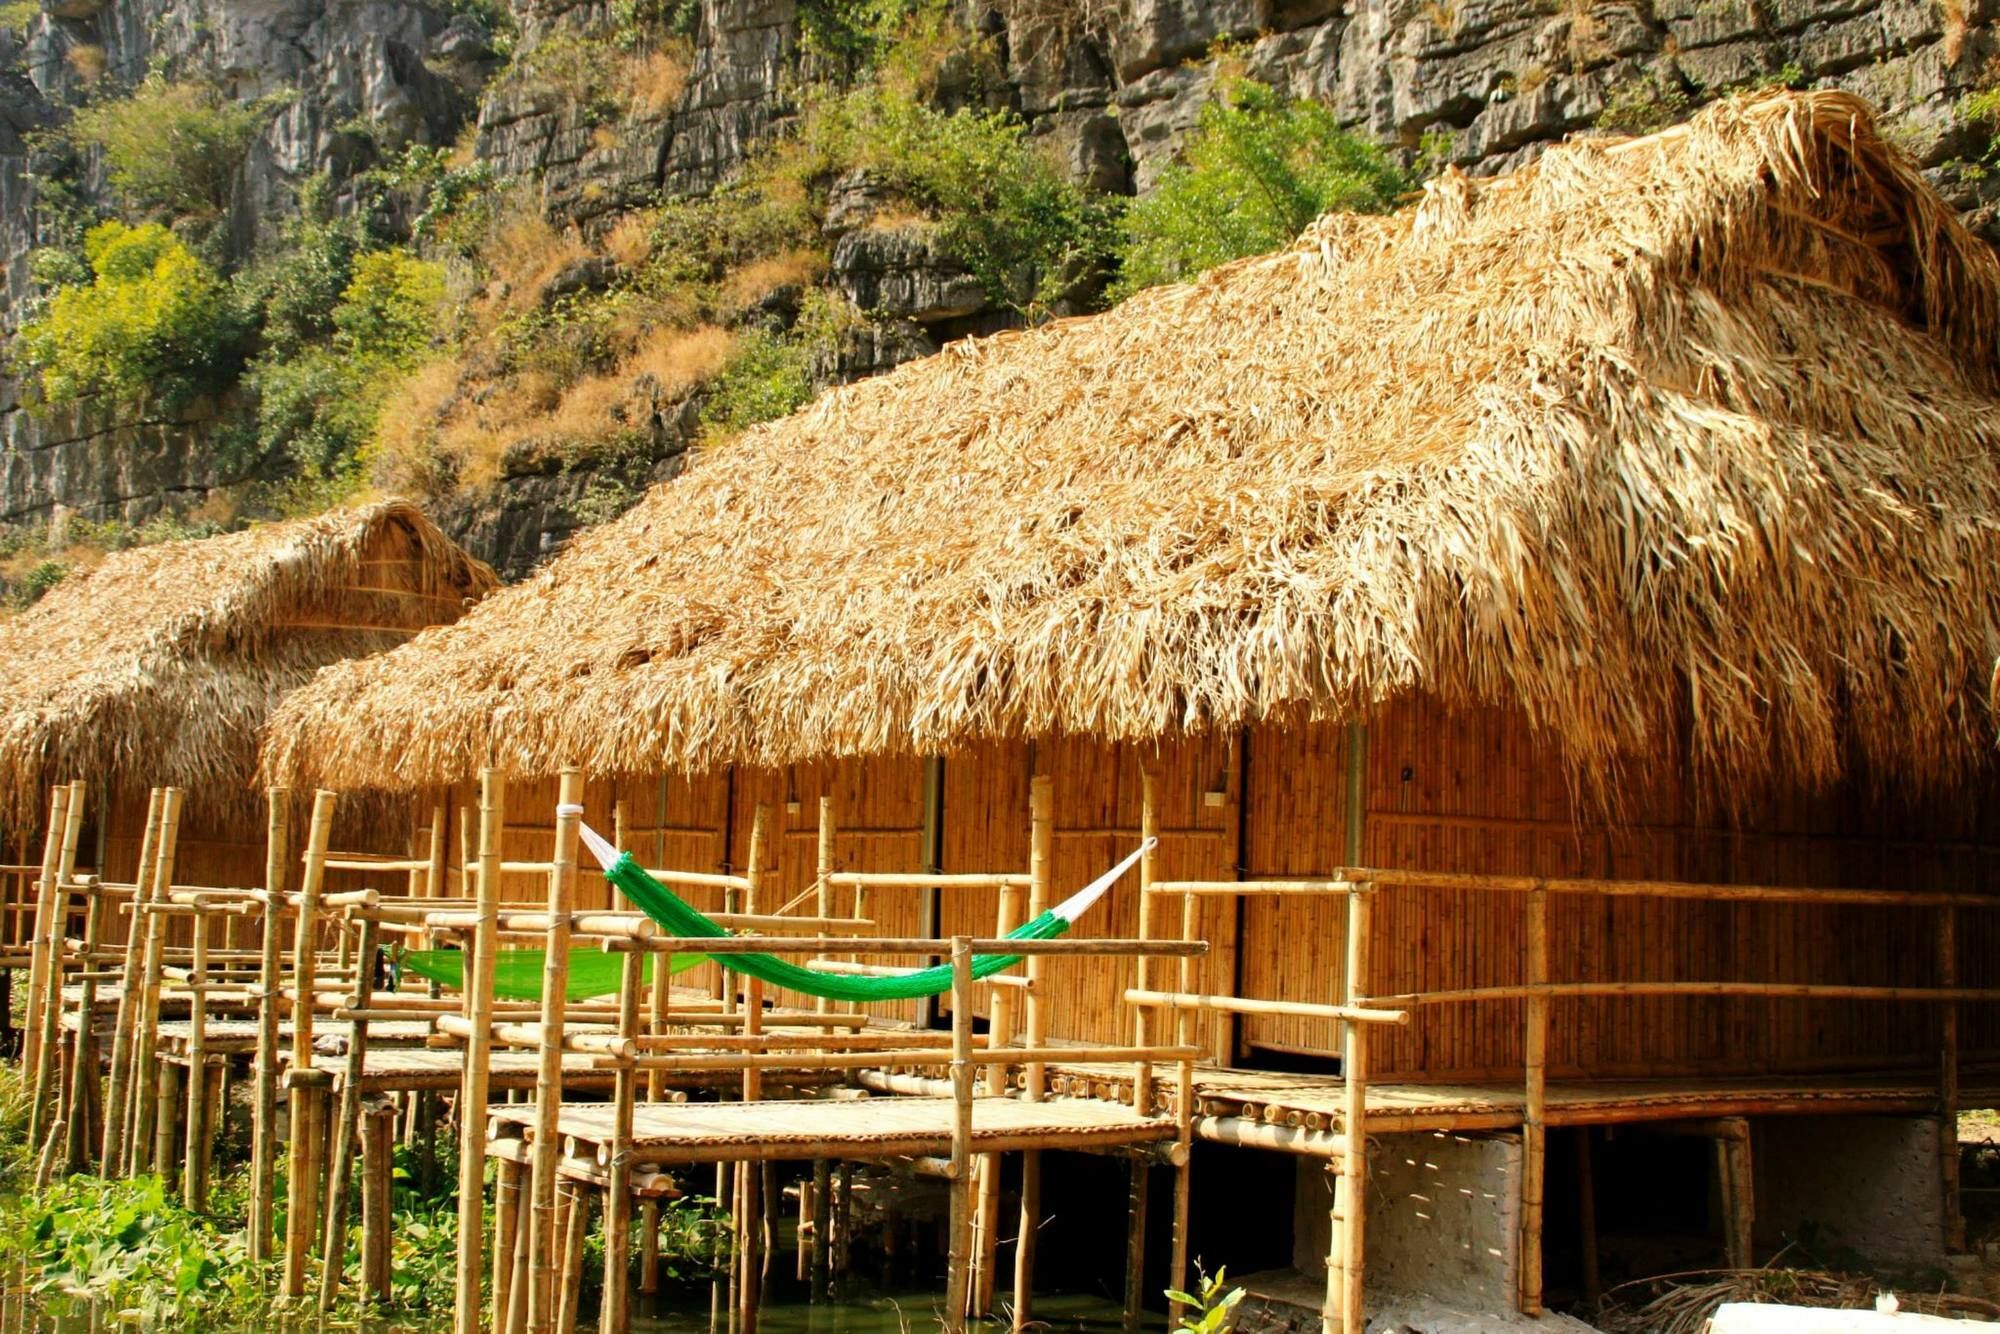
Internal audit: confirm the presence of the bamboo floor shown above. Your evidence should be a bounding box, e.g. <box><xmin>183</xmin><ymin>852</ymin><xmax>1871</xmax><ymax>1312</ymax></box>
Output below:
<box><xmin>486</xmin><ymin>1094</ymin><xmax>1174</xmax><ymax>1166</ymax></box>
<box><xmin>1045</xmin><ymin>1061</ymin><xmax>2000</xmax><ymax>1131</ymax></box>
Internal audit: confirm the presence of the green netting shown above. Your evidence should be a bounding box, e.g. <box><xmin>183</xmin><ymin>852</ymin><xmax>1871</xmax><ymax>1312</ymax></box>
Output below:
<box><xmin>400</xmin><ymin>948</ymin><xmax>698</xmax><ymax>1001</ymax></box>
<box><xmin>605</xmin><ymin>852</ymin><xmax>1058</xmax><ymax>1002</ymax></box>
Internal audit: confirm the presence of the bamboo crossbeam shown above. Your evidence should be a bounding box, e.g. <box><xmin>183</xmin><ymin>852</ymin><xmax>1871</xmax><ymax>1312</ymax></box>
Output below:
<box><xmin>1124</xmin><ymin>989</ymin><xmax>1407</xmax><ymax>1025</ymax></box>
<box><xmin>1148</xmin><ymin>880</ymin><xmax>1366</xmax><ymax>896</ymax></box>
<box><xmin>634</xmin><ymin>867</ymin><xmax>751</xmax><ymax>891</ymax></box>
<box><xmin>321</xmin><ymin>856</ymin><xmax>434</xmax><ymax>872</ymax></box>
<box><xmin>808</xmin><ymin>959</ymin><xmax>1032</xmax><ymax>989</ymax></box>
<box><xmin>1332</xmin><ymin>865</ymin><xmax>2000</xmax><ymax>907</ymax></box>
<box><xmin>826</xmin><ymin>872</ymin><xmax>1034</xmax><ymax>890</ymax></box>
<box><xmin>1373</xmin><ymin>982</ymin><xmax>2000</xmax><ymax>1005</ymax></box>
<box><xmin>604</xmin><ymin>1043</ymin><xmax>1200</xmax><ymax>1074</ymax></box>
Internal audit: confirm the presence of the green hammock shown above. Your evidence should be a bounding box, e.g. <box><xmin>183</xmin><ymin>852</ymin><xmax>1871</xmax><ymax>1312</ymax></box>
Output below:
<box><xmin>577</xmin><ymin>814</ymin><xmax>1149</xmax><ymax>1004</ymax></box>
<box><xmin>400</xmin><ymin>948</ymin><xmax>698</xmax><ymax>1002</ymax></box>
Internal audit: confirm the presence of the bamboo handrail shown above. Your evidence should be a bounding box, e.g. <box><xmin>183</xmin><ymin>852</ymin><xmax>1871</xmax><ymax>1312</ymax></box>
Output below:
<box><xmin>1373</xmin><ymin>981</ymin><xmax>2000</xmax><ymax>1005</ymax></box>
<box><xmin>1124</xmin><ymin>988</ymin><xmax>1407</xmax><ymax>1026</ymax></box>
<box><xmin>616</xmin><ymin>935</ymin><xmax>1207</xmax><ymax>957</ymax></box>
<box><xmin>1330</xmin><ymin>865</ymin><xmax>2000</xmax><ymax>907</ymax></box>
<box><xmin>826</xmin><ymin>872</ymin><xmax>1035</xmax><ymax>890</ymax></box>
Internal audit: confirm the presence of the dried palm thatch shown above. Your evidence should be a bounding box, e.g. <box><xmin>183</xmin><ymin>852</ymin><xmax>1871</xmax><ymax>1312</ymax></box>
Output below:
<box><xmin>0</xmin><ymin>500</ymin><xmax>496</xmax><ymax>826</ymax></box>
<box><xmin>1596</xmin><ymin>1267</ymin><xmax>2000</xmax><ymax>1333</ymax></box>
<box><xmin>263</xmin><ymin>92</ymin><xmax>2000</xmax><ymax>800</ymax></box>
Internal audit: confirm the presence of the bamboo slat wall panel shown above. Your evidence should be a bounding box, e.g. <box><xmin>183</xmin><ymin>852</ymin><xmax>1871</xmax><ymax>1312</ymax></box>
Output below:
<box><xmin>729</xmin><ymin>757</ymin><xmax>927</xmax><ymax>1022</ymax></box>
<box><xmin>1232</xmin><ymin>700</ymin><xmax>2000</xmax><ymax>1082</ymax></box>
<box><xmin>940</xmin><ymin>736</ymin><xmax>1236</xmax><ymax>1049</ymax></box>
<box><xmin>613</xmin><ymin>771</ymin><xmax>730</xmax><ymax>997</ymax></box>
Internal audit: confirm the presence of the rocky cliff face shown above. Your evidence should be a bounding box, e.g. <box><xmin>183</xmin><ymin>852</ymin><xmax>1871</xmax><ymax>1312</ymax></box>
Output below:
<box><xmin>2</xmin><ymin>0</ymin><xmax>1993</xmax><ymax>574</ymax></box>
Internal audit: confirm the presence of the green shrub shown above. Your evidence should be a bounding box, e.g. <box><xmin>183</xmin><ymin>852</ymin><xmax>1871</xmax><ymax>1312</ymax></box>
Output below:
<box><xmin>334</xmin><ymin>250</ymin><xmax>447</xmax><ymax>360</ymax></box>
<box><xmin>15</xmin><ymin>220</ymin><xmax>247</xmax><ymax>407</ymax></box>
<box><xmin>699</xmin><ymin>328</ymin><xmax>812</xmax><ymax>434</ymax></box>
<box><xmin>13</xmin><ymin>560</ymin><xmax>68</xmax><ymax>607</ymax></box>
<box><xmin>1112</xmin><ymin>79</ymin><xmax>1408</xmax><ymax>299</ymax></box>
<box><xmin>776</xmin><ymin>85</ymin><xmax>1120</xmax><ymax>317</ymax></box>
<box><xmin>66</xmin><ymin>76</ymin><xmax>269</xmax><ymax>221</ymax></box>
<box><xmin>237</xmin><ymin>217</ymin><xmax>364</xmax><ymax>358</ymax></box>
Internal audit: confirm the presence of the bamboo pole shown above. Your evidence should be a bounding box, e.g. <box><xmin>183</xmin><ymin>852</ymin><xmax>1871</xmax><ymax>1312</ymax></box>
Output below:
<box><xmin>21</xmin><ymin>784</ymin><xmax>69</xmax><ymax>1089</ymax></box>
<box><xmin>495</xmin><ymin>1157</ymin><xmax>524</xmax><ymax>1334</ymax></box>
<box><xmin>456</xmin><ymin>770</ymin><xmax>506</xmax><ymax>1334</ymax></box>
<box><xmin>361</xmin><ymin>1106</ymin><xmax>394</xmax><ymax>1305</ymax></box>
<box><xmin>1133</xmin><ymin>772</ymin><xmax>1158</xmax><ymax>1117</ymax></box>
<box><xmin>180</xmin><ymin>906</ymin><xmax>214</xmax><ymax>1204</ymax></box>
<box><xmin>1332</xmin><ymin>884</ymin><xmax>1373</xmax><ymax>1334</ymax></box>
<box><xmin>1940</xmin><ymin>904</ymin><xmax>1963</xmax><ymax>1252</ymax></box>
<box><xmin>65</xmin><ymin>833</ymin><xmax>117</xmax><ymax>1173</ymax></box>
<box><xmin>944</xmin><ymin>937</ymin><xmax>974</xmax><ymax>1334</ymax></box>
<box><xmin>100</xmin><ymin>789</ymin><xmax>163</xmax><ymax>1175</ymax></box>
<box><xmin>320</xmin><ymin>912</ymin><xmax>380</xmax><ymax>1311</ymax></box>
<box><xmin>554</xmin><ymin>1184</ymin><xmax>590</xmax><ymax>1334</ymax></box>
<box><xmin>128</xmin><ymin>788</ymin><xmax>181</xmax><ymax>1175</ymax></box>
<box><xmin>31</xmin><ymin>783</ymin><xmax>86</xmax><ymax>1149</ymax></box>
<box><xmin>600</xmin><ymin>946</ymin><xmax>643</xmax><ymax>1334</ymax></box>
<box><xmin>527</xmin><ymin>769</ymin><xmax>585</xmax><ymax>1334</ymax></box>
<box><xmin>283</xmin><ymin>789</ymin><xmax>338</xmax><ymax>1301</ymax></box>
<box><xmin>1121</xmin><ymin>1152</ymin><xmax>1149</xmax><ymax>1334</ymax></box>
<box><xmin>1012</xmin><ymin>773</ymin><xmax>1053</xmax><ymax>1332</ymax></box>
<box><xmin>1576</xmin><ymin>1130</ymin><xmax>1599</xmax><ymax>1305</ymax></box>
<box><xmin>1519</xmin><ymin>885</ymin><xmax>1549</xmax><ymax>1317</ymax></box>
<box><xmin>736</xmin><ymin>804</ymin><xmax>770</xmax><ymax>1331</ymax></box>
<box><xmin>972</xmin><ymin>839</ymin><xmax>1024</xmax><ymax>1316</ymax></box>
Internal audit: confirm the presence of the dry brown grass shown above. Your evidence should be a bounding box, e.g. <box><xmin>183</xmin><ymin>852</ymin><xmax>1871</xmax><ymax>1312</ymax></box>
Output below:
<box><xmin>605</xmin><ymin>211</ymin><xmax>658</xmax><ymax>269</ymax></box>
<box><xmin>267</xmin><ymin>92</ymin><xmax>2000</xmax><ymax>805</ymax></box>
<box><xmin>719</xmin><ymin>250</ymin><xmax>828</xmax><ymax>309</ymax></box>
<box><xmin>628</xmin><ymin>45</ymin><xmax>691</xmax><ymax>117</ymax></box>
<box><xmin>1942</xmin><ymin>0</ymin><xmax>1972</xmax><ymax>64</ymax></box>
<box><xmin>483</xmin><ymin>203</ymin><xmax>590</xmax><ymax>317</ymax></box>
<box><xmin>65</xmin><ymin>44</ymin><xmax>106</xmax><ymax>82</ymax></box>
<box><xmin>624</xmin><ymin>325</ymin><xmax>735</xmax><ymax>397</ymax></box>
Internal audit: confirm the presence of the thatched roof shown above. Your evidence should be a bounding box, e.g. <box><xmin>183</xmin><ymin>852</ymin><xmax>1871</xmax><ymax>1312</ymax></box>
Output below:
<box><xmin>262</xmin><ymin>92</ymin><xmax>2000</xmax><ymax>800</ymax></box>
<box><xmin>0</xmin><ymin>500</ymin><xmax>496</xmax><ymax>824</ymax></box>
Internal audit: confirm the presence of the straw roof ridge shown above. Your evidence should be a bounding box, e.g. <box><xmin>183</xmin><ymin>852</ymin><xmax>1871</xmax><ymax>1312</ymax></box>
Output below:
<box><xmin>261</xmin><ymin>92</ymin><xmax>2000</xmax><ymax>802</ymax></box>
<box><xmin>0</xmin><ymin>499</ymin><xmax>496</xmax><ymax>826</ymax></box>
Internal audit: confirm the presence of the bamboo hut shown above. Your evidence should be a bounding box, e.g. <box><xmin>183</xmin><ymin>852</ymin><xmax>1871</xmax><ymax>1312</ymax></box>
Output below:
<box><xmin>0</xmin><ymin>500</ymin><xmax>497</xmax><ymax>897</ymax></box>
<box><xmin>262</xmin><ymin>92</ymin><xmax>2000</xmax><ymax>1315</ymax></box>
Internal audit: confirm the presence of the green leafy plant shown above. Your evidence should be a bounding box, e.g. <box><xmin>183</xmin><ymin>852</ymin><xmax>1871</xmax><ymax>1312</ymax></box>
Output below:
<box><xmin>1596</xmin><ymin>70</ymin><xmax>1694</xmax><ymax>134</ymax></box>
<box><xmin>1112</xmin><ymin>79</ymin><xmax>1407</xmax><ymax>299</ymax></box>
<box><xmin>15</xmin><ymin>220</ymin><xmax>248</xmax><ymax>408</ymax></box>
<box><xmin>65</xmin><ymin>76</ymin><xmax>272</xmax><ymax>221</ymax></box>
<box><xmin>699</xmin><ymin>326</ymin><xmax>813</xmax><ymax>435</ymax></box>
<box><xmin>1168</xmin><ymin>1263</ymin><xmax>1246</xmax><ymax>1332</ymax></box>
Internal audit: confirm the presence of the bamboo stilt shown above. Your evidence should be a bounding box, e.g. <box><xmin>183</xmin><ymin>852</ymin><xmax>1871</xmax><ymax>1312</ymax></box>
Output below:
<box><xmin>1013</xmin><ymin>774</ymin><xmax>1053</xmax><ymax>1332</ymax></box>
<box><xmin>22</xmin><ymin>784</ymin><xmax>72</xmax><ymax>1111</ymax></box>
<box><xmin>181</xmin><ymin>907</ymin><xmax>214</xmax><ymax>1205</ymax></box>
<box><xmin>283</xmin><ymin>790</ymin><xmax>338</xmax><ymax>1301</ymax></box>
<box><xmin>1940</xmin><ymin>905</ymin><xmax>1964</xmax><ymax>1252</ymax></box>
<box><xmin>600</xmin><ymin>948</ymin><xmax>643</xmax><ymax>1334</ymax></box>
<box><xmin>128</xmin><ymin>788</ymin><xmax>182</xmax><ymax>1176</ymax></box>
<box><xmin>152</xmin><ymin>1061</ymin><xmax>180</xmax><ymax>1188</ymax></box>
<box><xmin>554</xmin><ymin>1185</ymin><xmax>590</xmax><ymax>1334</ymax></box>
<box><xmin>1576</xmin><ymin>1130</ymin><xmax>1600</xmax><ymax>1306</ymax></box>
<box><xmin>1519</xmin><ymin>885</ymin><xmax>1547</xmax><ymax>1317</ymax></box>
<box><xmin>944</xmin><ymin>937</ymin><xmax>974</xmax><ymax>1334</ymax></box>
<box><xmin>527</xmin><ymin>769</ymin><xmax>585</xmax><ymax>1334</ymax></box>
<box><xmin>1331</xmin><ymin>885</ymin><xmax>1373</xmax><ymax>1333</ymax></box>
<box><xmin>495</xmin><ymin>1157</ymin><xmax>524</xmax><ymax>1333</ymax></box>
<box><xmin>1714</xmin><ymin>1121</ymin><xmax>1754</xmax><ymax>1269</ymax></box>
<box><xmin>248</xmin><ymin>788</ymin><xmax>289</xmax><ymax>1262</ymax></box>
<box><xmin>320</xmin><ymin>913</ymin><xmax>379</xmax><ymax>1311</ymax></box>
<box><xmin>361</xmin><ymin>1106</ymin><xmax>394</xmax><ymax>1305</ymax></box>
<box><xmin>810</xmin><ymin>1159</ymin><xmax>831</xmax><ymax>1301</ymax></box>
<box><xmin>735</xmin><ymin>805</ymin><xmax>770</xmax><ymax>1332</ymax></box>
<box><xmin>100</xmin><ymin>789</ymin><xmax>163</xmax><ymax>1176</ymax></box>
<box><xmin>1121</xmin><ymin>1155</ymin><xmax>1150</xmax><ymax>1332</ymax></box>
<box><xmin>31</xmin><ymin>783</ymin><xmax>85</xmax><ymax>1149</ymax></box>
<box><xmin>64</xmin><ymin>858</ymin><xmax>112</xmax><ymax>1175</ymax></box>
<box><xmin>456</xmin><ymin>770</ymin><xmax>506</xmax><ymax>1334</ymax></box>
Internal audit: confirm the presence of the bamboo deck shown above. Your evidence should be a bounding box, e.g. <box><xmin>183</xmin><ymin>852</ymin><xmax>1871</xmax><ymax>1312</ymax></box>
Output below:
<box><xmin>1047</xmin><ymin>1061</ymin><xmax>2000</xmax><ymax>1132</ymax></box>
<box><xmin>486</xmin><ymin>1094</ymin><xmax>1173</xmax><ymax>1165</ymax></box>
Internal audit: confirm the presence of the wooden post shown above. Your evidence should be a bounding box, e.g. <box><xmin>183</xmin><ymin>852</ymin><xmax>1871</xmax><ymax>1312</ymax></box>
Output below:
<box><xmin>283</xmin><ymin>789</ymin><xmax>338</xmax><ymax>1300</ymax></box>
<box><xmin>527</xmin><ymin>768</ymin><xmax>585</xmax><ymax>1334</ymax></box>
<box><xmin>944</xmin><ymin>936</ymin><xmax>974</xmax><ymax>1334</ymax></box>
<box><xmin>248</xmin><ymin>787</ymin><xmax>289</xmax><ymax>1263</ymax></box>
<box><xmin>100</xmin><ymin>789</ymin><xmax>163</xmax><ymax>1175</ymax></box>
<box><xmin>22</xmin><ymin>784</ymin><xmax>71</xmax><ymax>1096</ymax></box>
<box><xmin>600</xmin><ymin>947</ymin><xmax>644</xmax><ymax>1334</ymax></box>
<box><xmin>1121</xmin><ymin>1153</ymin><xmax>1150</xmax><ymax>1333</ymax></box>
<box><xmin>1714</xmin><ymin>1120</ymin><xmax>1754</xmax><ymax>1270</ymax></box>
<box><xmin>361</xmin><ymin>1106</ymin><xmax>394</xmax><ymax>1305</ymax></box>
<box><xmin>128</xmin><ymin>788</ymin><xmax>182</xmax><ymax>1174</ymax></box>
<box><xmin>1940</xmin><ymin>905</ymin><xmax>1964</xmax><ymax>1252</ymax></box>
<box><xmin>320</xmin><ymin>912</ymin><xmax>380</xmax><ymax>1311</ymax></box>
<box><xmin>494</xmin><ymin>1156</ymin><xmax>524</xmax><ymax>1333</ymax></box>
<box><xmin>456</xmin><ymin>769</ymin><xmax>506</xmax><ymax>1334</ymax></box>
<box><xmin>180</xmin><ymin>906</ymin><xmax>214</xmax><ymax>1204</ymax></box>
<box><xmin>1519</xmin><ymin>884</ymin><xmax>1548</xmax><ymax>1317</ymax></box>
<box><xmin>31</xmin><ymin>782</ymin><xmax>86</xmax><ymax>1147</ymax></box>
<box><xmin>1013</xmin><ymin>774</ymin><xmax>1053</xmax><ymax>1332</ymax></box>
<box><xmin>1331</xmin><ymin>885</ymin><xmax>1373</xmax><ymax>1334</ymax></box>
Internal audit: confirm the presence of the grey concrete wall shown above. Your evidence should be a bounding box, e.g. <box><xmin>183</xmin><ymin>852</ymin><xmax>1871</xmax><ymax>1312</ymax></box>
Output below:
<box><xmin>1753</xmin><ymin>1115</ymin><xmax>1946</xmax><ymax>1267</ymax></box>
<box><xmin>1295</xmin><ymin>1130</ymin><xmax>1523</xmax><ymax>1313</ymax></box>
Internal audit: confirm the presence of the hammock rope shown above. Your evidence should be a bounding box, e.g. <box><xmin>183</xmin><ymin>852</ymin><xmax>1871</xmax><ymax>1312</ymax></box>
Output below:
<box><xmin>569</xmin><ymin>807</ymin><xmax>1150</xmax><ymax>1004</ymax></box>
